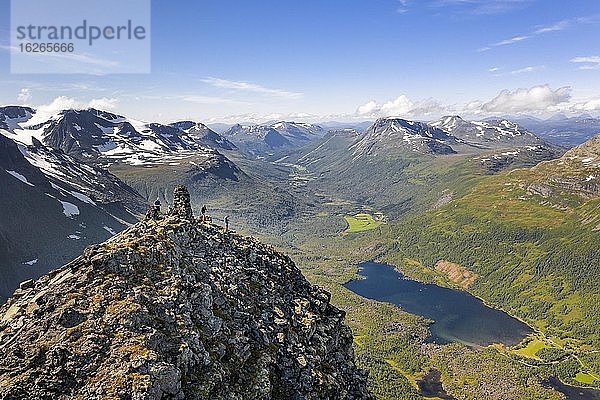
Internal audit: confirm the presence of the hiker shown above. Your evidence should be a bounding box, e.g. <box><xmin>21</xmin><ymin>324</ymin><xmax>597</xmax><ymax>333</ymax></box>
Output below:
<box><xmin>201</xmin><ymin>204</ymin><xmax>207</xmax><ymax>222</ymax></box>
<box><xmin>224</xmin><ymin>215</ymin><xmax>230</xmax><ymax>232</ymax></box>
<box><xmin>151</xmin><ymin>197</ymin><xmax>161</xmax><ymax>219</ymax></box>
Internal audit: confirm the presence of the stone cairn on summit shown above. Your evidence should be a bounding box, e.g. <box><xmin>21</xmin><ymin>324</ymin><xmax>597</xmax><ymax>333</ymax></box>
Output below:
<box><xmin>171</xmin><ymin>185</ymin><xmax>193</xmax><ymax>220</ymax></box>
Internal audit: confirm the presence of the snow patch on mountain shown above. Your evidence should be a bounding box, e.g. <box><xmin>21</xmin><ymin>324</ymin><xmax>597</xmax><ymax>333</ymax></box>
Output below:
<box><xmin>59</xmin><ymin>201</ymin><xmax>80</xmax><ymax>218</ymax></box>
<box><xmin>6</xmin><ymin>170</ymin><xmax>34</xmax><ymax>187</ymax></box>
<box><xmin>69</xmin><ymin>190</ymin><xmax>96</xmax><ymax>205</ymax></box>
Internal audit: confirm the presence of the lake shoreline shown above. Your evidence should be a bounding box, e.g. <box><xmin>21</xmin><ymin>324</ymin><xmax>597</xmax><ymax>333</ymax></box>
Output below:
<box><xmin>348</xmin><ymin>261</ymin><xmax>533</xmax><ymax>347</ymax></box>
<box><xmin>361</xmin><ymin>259</ymin><xmax>600</xmax><ymax>392</ymax></box>
<box><xmin>379</xmin><ymin>259</ymin><xmax>537</xmax><ymax>337</ymax></box>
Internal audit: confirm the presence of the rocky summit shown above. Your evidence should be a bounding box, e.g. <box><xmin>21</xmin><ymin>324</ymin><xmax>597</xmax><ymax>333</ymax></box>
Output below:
<box><xmin>0</xmin><ymin>186</ymin><xmax>372</xmax><ymax>400</ymax></box>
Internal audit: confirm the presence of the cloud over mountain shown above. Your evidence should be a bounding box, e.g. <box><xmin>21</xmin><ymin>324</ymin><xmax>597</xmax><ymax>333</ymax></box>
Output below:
<box><xmin>481</xmin><ymin>85</ymin><xmax>572</xmax><ymax>113</ymax></box>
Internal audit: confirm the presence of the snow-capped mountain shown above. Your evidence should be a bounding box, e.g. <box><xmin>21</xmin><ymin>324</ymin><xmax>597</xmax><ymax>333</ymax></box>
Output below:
<box><xmin>3</xmin><ymin>108</ymin><xmax>236</xmax><ymax>166</ymax></box>
<box><xmin>24</xmin><ymin>137</ymin><xmax>146</xmax><ymax>215</ymax></box>
<box><xmin>429</xmin><ymin>115</ymin><xmax>566</xmax><ymax>171</ymax></box>
<box><xmin>350</xmin><ymin>118</ymin><xmax>459</xmax><ymax>157</ymax></box>
<box><xmin>170</xmin><ymin>121</ymin><xmax>237</xmax><ymax>150</ymax></box>
<box><xmin>0</xmin><ymin>106</ymin><xmax>35</xmax><ymax>131</ymax></box>
<box><xmin>223</xmin><ymin>121</ymin><xmax>326</xmax><ymax>156</ymax></box>
<box><xmin>510</xmin><ymin>114</ymin><xmax>600</xmax><ymax>146</ymax></box>
<box><xmin>0</xmin><ymin>132</ymin><xmax>146</xmax><ymax>301</ymax></box>
<box><xmin>223</xmin><ymin>124</ymin><xmax>290</xmax><ymax>154</ymax></box>
<box><xmin>431</xmin><ymin>116</ymin><xmax>543</xmax><ymax>148</ymax></box>
<box><xmin>269</xmin><ymin>121</ymin><xmax>326</xmax><ymax>141</ymax></box>
<box><xmin>0</xmin><ymin>106</ymin><xmax>255</xmax><ymax>212</ymax></box>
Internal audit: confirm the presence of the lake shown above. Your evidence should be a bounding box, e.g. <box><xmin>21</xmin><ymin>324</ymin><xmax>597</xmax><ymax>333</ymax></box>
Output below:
<box><xmin>542</xmin><ymin>377</ymin><xmax>600</xmax><ymax>400</ymax></box>
<box><xmin>345</xmin><ymin>261</ymin><xmax>533</xmax><ymax>346</ymax></box>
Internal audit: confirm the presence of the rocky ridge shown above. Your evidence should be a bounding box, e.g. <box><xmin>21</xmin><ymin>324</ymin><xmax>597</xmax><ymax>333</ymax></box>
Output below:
<box><xmin>0</xmin><ymin>186</ymin><xmax>372</xmax><ymax>400</ymax></box>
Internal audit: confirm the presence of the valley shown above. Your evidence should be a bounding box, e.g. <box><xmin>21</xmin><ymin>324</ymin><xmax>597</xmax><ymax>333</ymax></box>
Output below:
<box><xmin>1</xmin><ymin>105</ymin><xmax>599</xmax><ymax>399</ymax></box>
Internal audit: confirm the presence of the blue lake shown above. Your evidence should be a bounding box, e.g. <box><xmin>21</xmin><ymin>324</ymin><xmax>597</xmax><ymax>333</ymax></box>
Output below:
<box><xmin>345</xmin><ymin>261</ymin><xmax>533</xmax><ymax>346</ymax></box>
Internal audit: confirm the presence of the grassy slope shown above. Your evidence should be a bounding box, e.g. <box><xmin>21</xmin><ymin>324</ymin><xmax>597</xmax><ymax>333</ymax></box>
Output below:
<box><xmin>371</xmin><ymin>159</ymin><xmax>600</xmax><ymax>391</ymax></box>
<box><xmin>283</xmin><ymin>219</ymin><xmax>564</xmax><ymax>400</ymax></box>
<box><xmin>264</xmin><ymin>151</ymin><xmax>582</xmax><ymax>399</ymax></box>
<box><xmin>343</xmin><ymin>213</ymin><xmax>385</xmax><ymax>233</ymax></box>
<box><xmin>384</xmin><ymin>169</ymin><xmax>600</xmax><ymax>346</ymax></box>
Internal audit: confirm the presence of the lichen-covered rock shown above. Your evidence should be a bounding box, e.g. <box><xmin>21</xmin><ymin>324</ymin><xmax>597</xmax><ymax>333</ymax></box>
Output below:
<box><xmin>171</xmin><ymin>185</ymin><xmax>193</xmax><ymax>220</ymax></box>
<box><xmin>0</xmin><ymin>187</ymin><xmax>372</xmax><ymax>400</ymax></box>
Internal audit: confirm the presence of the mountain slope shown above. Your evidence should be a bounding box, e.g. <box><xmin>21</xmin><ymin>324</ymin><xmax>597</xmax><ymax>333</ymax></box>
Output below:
<box><xmin>108</xmin><ymin>150</ymin><xmax>304</xmax><ymax>235</ymax></box>
<box><xmin>223</xmin><ymin>122</ymin><xmax>326</xmax><ymax>156</ymax></box>
<box><xmin>1</xmin><ymin>108</ymin><xmax>265</xmax><ymax>228</ymax></box>
<box><xmin>382</xmin><ymin>134</ymin><xmax>600</xmax><ymax>347</ymax></box>
<box><xmin>513</xmin><ymin>114</ymin><xmax>600</xmax><ymax>146</ymax></box>
<box><xmin>5</xmin><ymin>109</ymin><xmax>236</xmax><ymax>166</ymax></box>
<box><xmin>430</xmin><ymin>116</ymin><xmax>565</xmax><ymax>172</ymax></box>
<box><xmin>0</xmin><ymin>186</ymin><xmax>372</xmax><ymax>400</ymax></box>
<box><xmin>350</xmin><ymin>118</ymin><xmax>459</xmax><ymax>157</ymax></box>
<box><xmin>0</xmin><ymin>133</ymin><xmax>145</xmax><ymax>301</ymax></box>
<box><xmin>170</xmin><ymin>121</ymin><xmax>237</xmax><ymax>150</ymax></box>
<box><xmin>431</xmin><ymin>116</ymin><xmax>541</xmax><ymax>148</ymax></box>
<box><xmin>0</xmin><ymin>106</ymin><xmax>34</xmax><ymax>131</ymax></box>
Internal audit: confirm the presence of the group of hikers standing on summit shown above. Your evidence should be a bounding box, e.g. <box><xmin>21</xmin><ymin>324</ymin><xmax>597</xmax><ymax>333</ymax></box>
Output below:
<box><xmin>146</xmin><ymin>195</ymin><xmax>230</xmax><ymax>231</ymax></box>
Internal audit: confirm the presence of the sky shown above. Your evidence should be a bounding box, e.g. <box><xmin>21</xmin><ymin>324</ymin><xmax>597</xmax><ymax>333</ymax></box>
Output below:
<box><xmin>0</xmin><ymin>0</ymin><xmax>599</xmax><ymax>123</ymax></box>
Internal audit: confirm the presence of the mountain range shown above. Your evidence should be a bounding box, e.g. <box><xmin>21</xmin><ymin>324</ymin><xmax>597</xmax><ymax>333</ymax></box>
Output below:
<box><xmin>1</xmin><ymin>103</ymin><xmax>599</xmax><ymax>399</ymax></box>
<box><xmin>222</xmin><ymin>121</ymin><xmax>327</xmax><ymax>157</ymax></box>
<box><xmin>0</xmin><ymin>106</ymin><xmax>576</xmax><ymax>301</ymax></box>
<box><xmin>492</xmin><ymin>114</ymin><xmax>600</xmax><ymax>146</ymax></box>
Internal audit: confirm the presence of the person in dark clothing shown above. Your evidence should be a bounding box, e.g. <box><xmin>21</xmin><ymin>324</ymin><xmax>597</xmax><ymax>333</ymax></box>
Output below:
<box><xmin>151</xmin><ymin>198</ymin><xmax>161</xmax><ymax>219</ymax></box>
<box><xmin>224</xmin><ymin>215</ymin><xmax>230</xmax><ymax>232</ymax></box>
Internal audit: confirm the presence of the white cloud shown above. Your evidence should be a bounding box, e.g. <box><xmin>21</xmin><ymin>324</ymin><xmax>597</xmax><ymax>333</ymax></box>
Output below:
<box><xmin>481</xmin><ymin>85</ymin><xmax>571</xmax><ymax>114</ymax></box>
<box><xmin>381</xmin><ymin>96</ymin><xmax>415</xmax><ymax>116</ymax></box>
<box><xmin>496</xmin><ymin>35</ymin><xmax>530</xmax><ymax>46</ymax></box>
<box><xmin>397</xmin><ymin>0</ymin><xmax>410</xmax><ymax>13</ymax></box>
<box><xmin>431</xmin><ymin>0</ymin><xmax>532</xmax><ymax>15</ymax></box>
<box><xmin>464</xmin><ymin>100</ymin><xmax>484</xmax><ymax>113</ymax></box>
<box><xmin>205</xmin><ymin>112</ymin><xmax>286</xmax><ymax>124</ymax></box>
<box><xmin>479</xmin><ymin>14</ymin><xmax>600</xmax><ymax>52</ymax></box>
<box><xmin>353</xmin><ymin>86</ymin><xmax>598</xmax><ymax>119</ymax></box>
<box><xmin>488</xmin><ymin>67</ymin><xmax>501</xmax><ymax>72</ymax></box>
<box><xmin>24</xmin><ymin>96</ymin><xmax>120</xmax><ymax>126</ymax></box>
<box><xmin>357</xmin><ymin>100</ymin><xmax>380</xmax><ymax>115</ymax></box>
<box><xmin>570</xmin><ymin>56</ymin><xmax>600</xmax><ymax>70</ymax></box>
<box><xmin>534</xmin><ymin>19</ymin><xmax>571</xmax><ymax>34</ymax></box>
<box><xmin>17</xmin><ymin>88</ymin><xmax>31</xmax><ymax>104</ymax></box>
<box><xmin>88</xmin><ymin>97</ymin><xmax>118</xmax><ymax>110</ymax></box>
<box><xmin>578</xmin><ymin>98</ymin><xmax>600</xmax><ymax>111</ymax></box>
<box><xmin>201</xmin><ymin>77</ymin><xmax>302</xmax><ymax>99</ymax></box>
<box><xmin>478</xmin><ymin>36</ymin><xmax>530</xmax><ymax>52</ymax></box>
<box><xmin>510</xmin><ymin>65</ymin><xmax>545</xmax><ymax>74</ymax></box>
<box><xmin>356</xmin><ymin>95</ymin><xmax>445</xmax><ymax>118</ymax></box>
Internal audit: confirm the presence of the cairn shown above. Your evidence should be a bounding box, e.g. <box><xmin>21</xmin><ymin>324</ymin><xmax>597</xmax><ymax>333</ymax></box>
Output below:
<box><xmin>171</xmin><ymin>185</ymin><xmax>193</xmax><ymax>220</ymax></box>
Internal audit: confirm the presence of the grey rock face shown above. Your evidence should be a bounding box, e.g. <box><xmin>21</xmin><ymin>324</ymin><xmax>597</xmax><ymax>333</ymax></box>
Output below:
<box><xmin>0</xmin><ymin>187</ymin><xmax>372</xmax><ymax>400</ymax></box>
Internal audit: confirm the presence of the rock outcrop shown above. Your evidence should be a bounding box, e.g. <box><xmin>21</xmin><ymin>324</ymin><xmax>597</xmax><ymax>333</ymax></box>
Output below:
<box><xmin>0</xmin><ymin>186</ymin><xmax>372</xmax><ymax>400</ymax></box>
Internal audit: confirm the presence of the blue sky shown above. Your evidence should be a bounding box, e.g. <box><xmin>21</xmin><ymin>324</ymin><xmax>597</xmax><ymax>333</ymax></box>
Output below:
<box><xmin>0</xmin><ymin>0</ymin><xmax>599</xmax><ymax>123</ymax></box>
